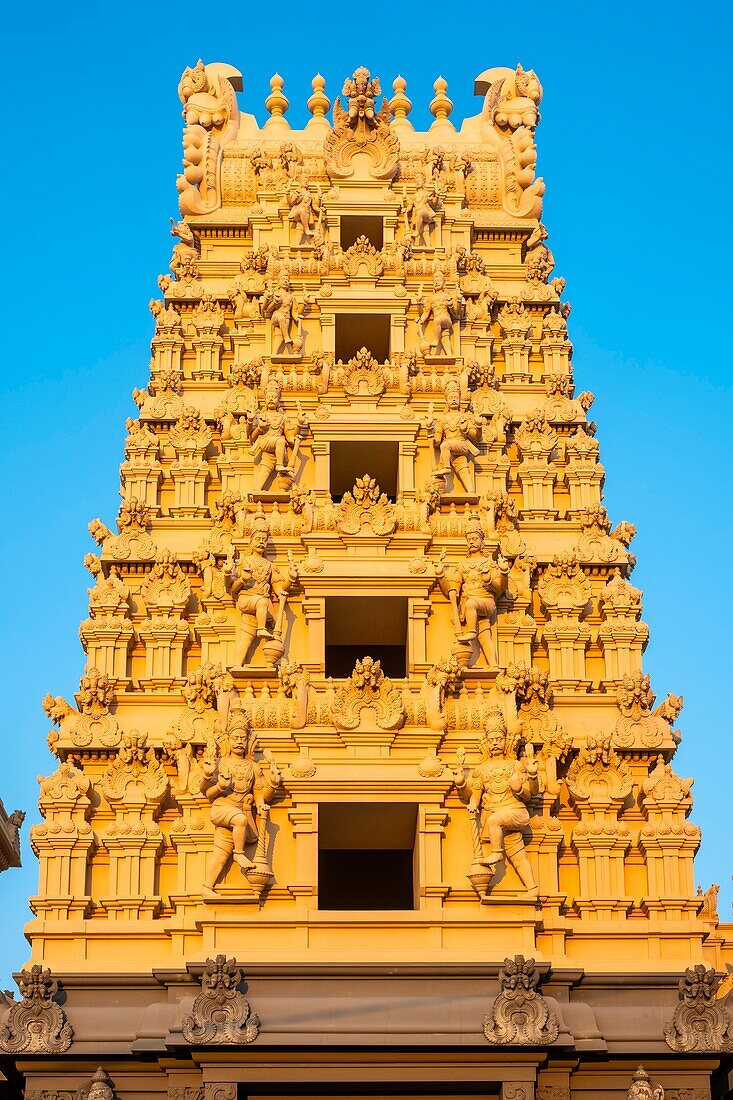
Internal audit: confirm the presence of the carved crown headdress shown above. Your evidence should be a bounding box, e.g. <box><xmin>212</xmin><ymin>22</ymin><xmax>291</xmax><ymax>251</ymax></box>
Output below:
<box><xmin>464</xmin><ymin>513</ymin><xmax>484</xmax><ymax>539</ymax></box>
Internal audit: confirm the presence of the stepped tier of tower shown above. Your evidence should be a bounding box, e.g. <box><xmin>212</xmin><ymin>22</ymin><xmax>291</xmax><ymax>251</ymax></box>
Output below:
<box><xmin>25</xmin><ymin>63</ymin><xmax>728</xmax><ymax>993</ymax></box>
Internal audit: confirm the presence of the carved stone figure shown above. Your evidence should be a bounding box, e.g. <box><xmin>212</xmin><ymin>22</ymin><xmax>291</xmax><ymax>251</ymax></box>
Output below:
<box><xmin>454</xmin><ymin>706</ymin><xmax>538</xmax><ymax>897</ymax></box>
<box><xmin>287</xmin><ymin>183</ymin><xmax>322</xmax><ymax>245</ymax></box>
<box><xmin>405</xmin><ymin>176</ymin><xmax>442</xmax><ymax>245</ymax></box>
<box><xmin>199</xmin><ymin>711</ymin><xmax>281</xmax><ymax>897</ymax></box>
<box><xmin>426</xmin><ymin>380</ymin><xmax>481</xmax><ymax>492</ymax></box>
<box><xmin>325</xmin><ymin>68</ymin><xmax>398</xmax><ymax>180</ymax></box>
<box><xmin>342</xmin><ymin>66</ymin><xmax>381</xmax><ymax>127</ymax></box>
<box><xmin>482</xmin><ymin>955</ymin><xmax>559</xmax><ymax>1044</ymax></box>
<box><xmin>249</xmin><ymin>380</ymin><xmax>308</xmax><ymax>490</ymax></box>
<box><xmin>418</xmin><ymin>270</ymin><xmax>464</xmax><ymax>357</ymax></box>
<box><xmin>230</xmin><ymin>515</ymin><xmax>297</xmax><ymax>666</ymax></box>
<box><xmin>435</xmin><ymin>515</ymin><xmax>509</xmax><ymax>666</ymax></box>
<box><xmin>169</xmin><ymin>218</ymin><xmax>199</xmax><ymax>278</ymax></box>
<box><xmin>261</xmin><ymin>271</ymin><xmax>308</xmax><ymax>355</ymax></box>
<box><xmin>181</xmin><ymin>955</ymin><xmax>260</xmax><ymax>1043</ymax></box>
<box><xmin>0</xmin><ymin>965</ymin><xmax>73</xmax><ymax>1054</ymax></box>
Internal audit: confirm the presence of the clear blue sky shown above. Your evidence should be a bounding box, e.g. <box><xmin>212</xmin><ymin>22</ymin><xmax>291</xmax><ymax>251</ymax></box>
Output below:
<box><xmin>2</xmin><ymin>0</ymin><xmax>731</xmax><ymax>983</ymax></box>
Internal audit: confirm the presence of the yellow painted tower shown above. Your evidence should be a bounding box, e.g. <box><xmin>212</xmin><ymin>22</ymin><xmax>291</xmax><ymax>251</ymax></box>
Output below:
<box><xmin>2</xmin><ymin>60</ymin><xmax>731</xmax><ymax>1100</ymax></box>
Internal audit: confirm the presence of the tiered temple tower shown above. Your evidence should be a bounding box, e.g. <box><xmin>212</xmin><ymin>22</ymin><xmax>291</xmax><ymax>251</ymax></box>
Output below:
<box><xmin>3</xmin><ymin>60</ymin><xmax>732</xmax><ymax>1100</ymax></box>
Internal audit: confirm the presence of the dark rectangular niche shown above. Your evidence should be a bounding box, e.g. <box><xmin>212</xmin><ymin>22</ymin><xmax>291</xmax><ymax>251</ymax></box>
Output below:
<box><xmin>325</xmin><ymin>596</ymin><xmax>407</xmax><ymax>679</ymax></box>
<box><xmin>318</xmin><ymin>803</ymin><xmax>417</xmax><ymax>911</ymax></box>
<box><xmin>330</xmin><ymin>440</ymin><xmax>399</xmax><ymax>502</ymax></box>
<box><xmin>335</xmin><ymin>313</ymin><xmax>390</xmax><ymax>363</ymax></box>
<box><xmin>340</xmin><ymin>214</ymin><xmax>384</xmax><ymax>251</ymax></box>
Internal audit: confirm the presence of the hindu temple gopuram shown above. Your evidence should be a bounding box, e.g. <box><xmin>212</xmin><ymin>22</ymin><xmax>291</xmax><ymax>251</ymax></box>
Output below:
<box><xmin>3</xmin><ymin>59</ymin><xmax>732</xmax><ymax>1100</ymax></box>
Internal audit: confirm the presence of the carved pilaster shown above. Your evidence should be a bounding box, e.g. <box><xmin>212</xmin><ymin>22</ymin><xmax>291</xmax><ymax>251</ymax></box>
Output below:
<box><xmin>565</xmin><ymin>427</ymin><xmax>604</xmax><ymax>512</ymax></box>
<box><xmin>538</xmin><ymin>554</ymin><xmax>591</xmax><ymax>688</ymax></box>
<box><xmin>30</xmin><ymin>762</ymin><xmax>94</xmax><ymax>919</ymax></box>
<box><xmin>99</xmin><ymin>732</ymin><xmax>168</xmax><ymax>919</ymax></box>
<box><xmin>515</xmin><ymin>411</ymin><xmax>558</xmax><ymax>519</ymax></box>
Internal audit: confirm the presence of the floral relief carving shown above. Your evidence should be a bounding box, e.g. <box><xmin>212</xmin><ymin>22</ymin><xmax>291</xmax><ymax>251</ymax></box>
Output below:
<box><xmin>0</xmin><ymin>965</ymin><xmax>73</xmax><ymax>1054</ymax></box>
<box><xmin>614</xmin><ymin>673</ymin><xmax>680</xmax><ymax>749</ymax></box>
<box><xmin>182</xmin><ymin>955</ymin><xmax>260</xmax><ymax>1044</ymax></box>
<box><xmin>664</xmin><ymin>966</ymin><xmax>733</xmax><ymax>1052</ymax></box>
<box><xmin>482</xmin><ymin>955</ymin><xmax>559</xmax><ymax>1045</ymax></box>
<box><xmin>332</xmin><ymin>657</ymin><xmax>406</xmax><ymax>732</ymax></box>
<box><xmin>101</xmin><ymin>732</ymin><xmax>168</xmax><ymax>808</ymax></box>
<box><xmin>336</xmin><ymin>476</ymin><xmax>397</xmax><ymax>536</ymax></box>
<box><xmin>339</xmin><ymin>348</ymin><xmax>387</xmax><ymax>396</ymax></box>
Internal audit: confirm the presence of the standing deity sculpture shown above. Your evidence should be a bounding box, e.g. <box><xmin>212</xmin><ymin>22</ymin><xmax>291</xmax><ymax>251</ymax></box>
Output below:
<box><xmin>453</xmin><ymin>706</ymin><xmax>538</xmax><ymax>897</ymax></box>
<box><xmin>405</xmin><ymin>176</ymin><xmax>442</xmax><ymax>246</ymax></box>
<box><xmin>425</xmin><ymin>379</ymin><xmax>481</xmax><ymax>492</ymax></box>
<box><xmin>287</xmin><ymin>183</ymin><xmax>322</xmax><ymax>245</ymax></box>
<box><xmin>261</xmin><ymin>271</ymin><xmax>309</xmax><ymax>356</ymax></box>
<box><xmin>200</xmin><ymin>710</ymin><xmax>282</xmax><ymax>898</ymax></box>
<box><xmin>248</xmin><ymin>379</ymin><xmax>308</xmax><ymax>491</ymax></box>
<box><xmin>435</xmin><ymin>516</ymin><xmax>509</xmax><ymax>666</ymax></box>
<box><xmin>418</xmin><ymin>270</ymin><xmax>464</xmax><ymax>357</ymax></box>
<box><xmin>230</xmin><ymin>515</ymin><xmax>298</xmax><ymax>666</ymax></box>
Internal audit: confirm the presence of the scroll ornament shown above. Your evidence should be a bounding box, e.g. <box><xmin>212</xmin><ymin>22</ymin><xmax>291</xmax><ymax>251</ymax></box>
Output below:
<box><xmin>332</xmin><ymin>657</ymin><xmax>406</xmax><ymax>732</ymax></box>
<box><xmin>182</xmin><ymin>955</ymin><xmax>260</xmax><ymax>1044</ymax></box>
<box><xmin>482</xmin><ymin>955</ymin><xmax>559</xmax><ymax>1045</ymax></box>
<box><xmin>0</xmin><ymin>965</ymin><xmax>73</xmax><ymax>1054</ymax></box>
<box><xmin>664</xmin><ymin>965</ymin><xmax>733</xmax><ymax>1052</ymax></box>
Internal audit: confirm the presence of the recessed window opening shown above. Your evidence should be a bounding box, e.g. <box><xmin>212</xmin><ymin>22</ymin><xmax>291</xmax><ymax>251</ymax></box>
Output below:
<box><xmin>335</xmin><ymin>313</ymin><xmax>390</xmax><ymax>363</ymax></box>
<box><xmin>325</xmin><ymin>596</ymin><xmax>407</xmax><ymax>679</ymax></box>
<box><xmin>318</xmin><ymin>802</ymin><xmax>417</xmax><ymax>910</ymax></box>
<box><xmin>330</xmin><ymin>440</ymin><xmax>399</xmax><ymax>502</ymax></box>
<box><xmin>340</xmin><ymin>215</ymin><xmax>384</xmax><ymax>251</ymax></box>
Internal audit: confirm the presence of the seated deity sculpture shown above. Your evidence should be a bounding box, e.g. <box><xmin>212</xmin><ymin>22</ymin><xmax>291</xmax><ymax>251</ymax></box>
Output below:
<box><xmin>427</xmin><ymin>379</ymin><xmax>481</xmax><ymax>492</ymax></box>
<box><xmin>453</xmin><ymin>706</ymin><xmax>538</xmax><ymax>895</ymax></box>
<box><xmin>200</xmin><ymin>710</ymin><xmax>282</xmax><ymax>898</ymax></box>
<box><xmin>435</xmin><ymin>515</ymin><xmax>509</xmax><ymax>665</ymax></box>
<box><xmin>230</xmin><ymin>516</ymin><xmax>298</xmax><ymax>665</ymax></box>
<box><xmin>248</xmin><ymin>379</ymin><xmax>308</xmax><ymax>491</ymax></box>
<box><xmin>418</xmin><ymin>270</ymin><xmax>464</xmax><ymax>357</ymax></box>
